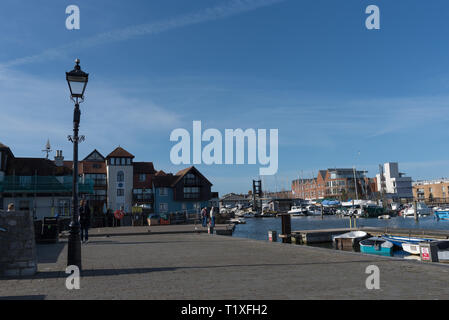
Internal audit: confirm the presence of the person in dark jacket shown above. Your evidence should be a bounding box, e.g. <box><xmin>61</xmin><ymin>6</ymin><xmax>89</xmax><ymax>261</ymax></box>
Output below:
<box><xmin>79</xmin><ymin>200</ymin><xmax>91</xmax><ymax>243</ymax></box>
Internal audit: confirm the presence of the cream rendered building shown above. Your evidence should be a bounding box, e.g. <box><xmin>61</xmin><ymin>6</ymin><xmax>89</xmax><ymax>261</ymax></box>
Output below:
<box><xmin>105</xmin><ymin>147</ymin><xmax>134</xmax><ymax>212</ymax></box>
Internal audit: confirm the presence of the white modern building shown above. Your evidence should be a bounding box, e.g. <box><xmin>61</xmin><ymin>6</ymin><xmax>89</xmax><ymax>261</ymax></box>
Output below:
<box><xmin>376</xmin><ymin>162</ymin><xmax>413</xmax><ymax>199</ymax></box>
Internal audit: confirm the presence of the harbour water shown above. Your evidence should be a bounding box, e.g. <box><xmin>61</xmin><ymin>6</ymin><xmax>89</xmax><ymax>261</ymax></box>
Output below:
<box><xmin>232</xmin><ymin>215</ymin><xmax>449</xmax><ymax>259</ymax></box>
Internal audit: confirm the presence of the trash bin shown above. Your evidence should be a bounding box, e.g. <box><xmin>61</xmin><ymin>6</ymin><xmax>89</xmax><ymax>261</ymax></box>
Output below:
<box><xmin>41</xmin><ymin>217</ymin><xmax>59</xmax><ymax>243</ymax></box>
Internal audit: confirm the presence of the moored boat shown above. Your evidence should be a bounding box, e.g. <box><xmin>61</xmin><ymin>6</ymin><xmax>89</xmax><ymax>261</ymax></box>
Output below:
<box><xmin>288</xmin><ymin>206</ymin><xmax>307</xmax><ymax>216</ymax></box>
<box><xmin>333</xmin><ymin>231</ymin><xmax>368</xmax><ymax>249</ymax></box>
<box><xmin>381</xmin><ymin>234</ymin><xmax>434</xmax><ymax>248</ymax></box>
<box><xmin>402</xmin><ymin>243</ymin><xmax>421</xmax><ymax>255</ymax></box>
<box><xmin>360</xmin><ymin>237</ymin><xmax>394</xmax><ymax>256</ymax></box>
<box><xmin>402</xmin><ymin>202</ymin><xmax>432</xmax><ymax>217</ymax></box>
<box><xmin>434</xmin><ymin>209</ymin><xmax>449</xmax><ymax>220</ymax></box>
<box><xmin>229</xmin><ymin>218</ymin><xmax>246</xmax><ymax>224</ymax></box>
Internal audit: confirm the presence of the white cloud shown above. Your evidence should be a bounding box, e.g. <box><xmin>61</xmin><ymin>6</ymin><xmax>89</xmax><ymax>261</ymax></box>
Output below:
<box><xmin>0</xmin><ymin>69</ymin><xmax>181</xmax><ymax>157</ymax></box>
<box><xmin>0</xmin><ymin>0</ymin><xmax>285</xmax><ymax>68</ymax></box>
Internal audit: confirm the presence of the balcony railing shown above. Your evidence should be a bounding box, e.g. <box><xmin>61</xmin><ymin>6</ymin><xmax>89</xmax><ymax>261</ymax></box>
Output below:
<box><xmin>184</xmin><ymin>193</ymin><xmax>200</xmax><ymax>199</ymax></box>
<box><xmin>85</xmin><ymin>195</ymin><xmax>107</xmax><ymax>201</ymax></box>
<box><xmin>92</xmin><ymin>179</ymin><xmax>107</xmax><ymax>186</ymax></box>
<box><xmin>133</xmin><ymin>194</ymin><xmax>153</xmax><ymax>202</ymax></box>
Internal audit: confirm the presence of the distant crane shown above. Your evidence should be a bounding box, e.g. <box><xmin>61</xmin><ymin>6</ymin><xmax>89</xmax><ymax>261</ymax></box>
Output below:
<box><xmin>42</xmin><ymin>139</ymin><xmax>52</xmax><ymax>159</ymax></box>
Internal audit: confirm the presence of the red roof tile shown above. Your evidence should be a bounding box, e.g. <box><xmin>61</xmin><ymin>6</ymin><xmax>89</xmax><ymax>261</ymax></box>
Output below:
<box><xmin>106</xmin><ymin>147</ymin><xmax>134</xmax><ymax>159</ymax></box>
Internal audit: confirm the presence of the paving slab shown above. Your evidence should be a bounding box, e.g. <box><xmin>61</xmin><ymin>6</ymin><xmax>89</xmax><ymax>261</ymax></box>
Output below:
<box><xmin>1</xmin><ymin>232</ymin><xmax>448</xmax><ymax>299</ymax></box>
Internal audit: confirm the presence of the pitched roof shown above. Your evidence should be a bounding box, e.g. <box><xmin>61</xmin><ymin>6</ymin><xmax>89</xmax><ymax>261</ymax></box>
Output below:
<box><xmin>6</xmin><ymin>158</ymin><xmax>70</xmax><ymax>176</ymax></box>
<box><xmin>152</xmin><ymin>173</ymin><xmax>177</xmax><ymax>187</ymax></box>
<box><xmin>0</xmin><ymin>142</ymin><xmax>9</xmax><ymax>149</ymax></box>
<box><xmin>155</xmin><ymin>170</ymin><xmax>166</xmax><ymax>176</ymax></box>
<box><xmin>133</xmin><ymin>162</ymin><xmax>156</xmax><ymax>174</ymax></box>
<box><xmin>0</xmin><ymin>142</ymin><xmax>14</xmax><ymax>158</ymax></box>
<box><xmin>171</xmin><ymin>166</ymin><xmax>212</xmax><ymax>187</ymax></box>
<box><xmin>83</xmin><ymin>149</ymin><xmax>105</xmax><ymax>161</ymax></box>
<box><xmin>106</xmin><ymin>147</ymin><xmax>134</xmax><ymax>159</ymax></box>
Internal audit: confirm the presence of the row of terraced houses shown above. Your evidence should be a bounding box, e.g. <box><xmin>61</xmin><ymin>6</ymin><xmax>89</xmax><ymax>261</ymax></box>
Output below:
<box><xmin>0</xmin><ymin>142</ymin><xmax>216</xmax><ymax>221</ymax></box>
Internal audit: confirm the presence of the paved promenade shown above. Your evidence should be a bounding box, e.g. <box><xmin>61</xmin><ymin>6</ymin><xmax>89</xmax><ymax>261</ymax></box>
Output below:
<box><xmin>1</xmin><ymin>230</ymin><xmax>448</xmax><ymax>299</ymax></box>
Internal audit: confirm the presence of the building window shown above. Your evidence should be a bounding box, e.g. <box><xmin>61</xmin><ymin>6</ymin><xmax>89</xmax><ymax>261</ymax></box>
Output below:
<box><xmin>58</xmin><ymin>199</ymin><xmax>71</xmax><ymax>217</ymax></box>
<box><xmin>139</xmin><ymin>174</ymin><xmax>146</xmax><ymax>182</ymax></box>
<box><xmin>127</xmin><ymin>158</ymin><xmax>131</xmax><ymax>165</ymax></box>
<box><xmin>133</xmin><ymin>188</ymin><xmax>152</xmax><ymax>201</ymax></box>
<box><xmin>19</xmin><ymin>176</ymin><xmax>32</xmax><ymax>186</ymax></box>
<box><xmin>159</xmin><ymin>188</ymin><xmax>168</xmax><ymax>196</ymax></box>
<box><xmin>117</xmin><ymin>171</ymin><xmax>124</xmax><ymax>182</ymax></box>
<box><xmin>184</xmin><ymin>173</ymin><xmax>199</xmax><ymax>185</ymax></box>
<box><xmin>117</xmin><ymin>189</ymin><xmax>124</xmax><ymax>197</ymax></box>
<box><xmin>184</xmin><ymin>187</ymin><xmax>200</xmax><ymax>199</ymax></box>
<box><xmin>121</xmin><ymin>158</ymin><xmax>125</xmax><ymax>165</ymax></box>
<box><xmin>159</xmin><ymin>203</ymin><xmax>168</xmax><ymax>212</ymax></box>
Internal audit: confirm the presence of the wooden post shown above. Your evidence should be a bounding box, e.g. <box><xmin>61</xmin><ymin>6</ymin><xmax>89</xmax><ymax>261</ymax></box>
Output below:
<box><xmin>320</xmin><ymin>203</ymin><xmax>323</xmax><ymax>220</ymax></box>
<box><xmin>414</xmin><ymin>201</ymin><xmax>419</xmax><ymax>222</ymax></box>
<box><xmin>280</xmin><ymin>214</ymin><xmax>291</xmax><ymax>243</ymax></box>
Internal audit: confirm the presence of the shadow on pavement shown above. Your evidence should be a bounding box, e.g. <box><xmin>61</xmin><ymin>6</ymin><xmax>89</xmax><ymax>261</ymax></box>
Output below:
<box><xmin>13</xmin><ymin>259</ymin><xmax>395</xmax><ymax>280</ymax></box>
<box><xmin>37</xmin><ymin>242</ymin><xmax>66</xmax><ymax>263</ymax></box>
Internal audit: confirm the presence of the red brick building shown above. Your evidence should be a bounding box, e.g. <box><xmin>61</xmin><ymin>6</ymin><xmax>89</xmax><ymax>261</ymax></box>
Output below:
<box><xmin>292</xmin><ymin>168</ymin><xmax>378</xmax><ymax>200</ymax></box>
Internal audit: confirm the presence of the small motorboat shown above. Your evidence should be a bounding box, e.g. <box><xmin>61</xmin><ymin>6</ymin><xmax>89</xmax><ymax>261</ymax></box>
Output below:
<box><xmin>402</xmin><ymin>202</ymin><xmax>432</xmax><ymax>217</ymax></box>
<box><xmin>403</xmin><ymin>240</ymin><xmax>449</xmax><ymax>257</ymax></box>
<box><xmin>360</xmin><ymin>237</ymin><xmax>394</xmax><ymax>256</ymax></box>
<box><xmin>306</xmin><ymin>205</ymin><xmax>322</xmax><ymax>216</ymax></box>
<box><xmin>381</xmin><ymin>235</ymin><xmax>434</xmax><ymax>248</ymax></box>
<box><xmin>402</xmin><ymin>243</ymin><xmax>421</xmax><ymax>255</ymax></box>
<box><xmin>378</xmin><ymin>215</ymin><xmax>391</xmax><ymax>220</ymax></box>
<box><xmin>229</xmin><ymin>218</ymin><xmax>246</xmax><ymax>224</ymax></box>
<box><xmin>333</xmin><ymin>231</ymin><xmax>368</xmax><ymax>249</ymax></box>
<box><xmin>434</xmin><ymin>209</ymin><xmax>449</xmax><ymax>220</ymax></box>
<box><xmin>288</xmin><ymin>206</ymin><xmax>307</xmax><ymax>216</ymax></box>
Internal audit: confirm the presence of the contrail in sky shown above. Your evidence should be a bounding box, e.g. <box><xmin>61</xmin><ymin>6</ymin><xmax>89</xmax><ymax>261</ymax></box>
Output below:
<box><xmin>0</xmin><ymin>0</ymin><xmax>285</xmax><ymax>68</ymax></box>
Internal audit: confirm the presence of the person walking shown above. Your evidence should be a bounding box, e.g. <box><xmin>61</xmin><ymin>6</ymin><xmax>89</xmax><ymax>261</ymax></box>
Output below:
<box><xmin>79</xmin><ymin>200</ymin><xmax>91</xmax><ymax>244</ymax></box>
<box><xmin>209</xmin><ymin>206</ymin><xmax>215</xmax><ymax>228</ymax></box>
<box><xmin>201</xmin><ymin>207</ymin><xmax>208</xmax><ymax>227</ymax></box>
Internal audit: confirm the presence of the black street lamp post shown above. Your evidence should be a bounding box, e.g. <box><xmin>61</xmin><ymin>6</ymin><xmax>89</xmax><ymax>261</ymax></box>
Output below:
<box><xmin>66</xmin><ymin>59</ymin><xmax>88</xmax><ymax>269</ymax></box>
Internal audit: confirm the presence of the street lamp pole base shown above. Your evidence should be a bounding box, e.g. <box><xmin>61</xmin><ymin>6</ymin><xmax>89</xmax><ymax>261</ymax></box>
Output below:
<box><xmin>67</xmin><ymin>222</ymin><xmax>82</xmax><ymax>270</ymax></box>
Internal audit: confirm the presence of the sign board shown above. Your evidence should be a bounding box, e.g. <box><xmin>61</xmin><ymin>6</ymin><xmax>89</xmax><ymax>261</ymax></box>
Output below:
<box><xmin>421</xmin><ymin>247</ymin><xmax>430</xmax><ymax>261</ymax></box>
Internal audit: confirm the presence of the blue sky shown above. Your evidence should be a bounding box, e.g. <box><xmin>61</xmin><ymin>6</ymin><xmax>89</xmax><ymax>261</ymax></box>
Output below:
<box><xmin>1</xmin><ymin>0</ymin><xmax>449</xmax><ymax>194</ymax></box>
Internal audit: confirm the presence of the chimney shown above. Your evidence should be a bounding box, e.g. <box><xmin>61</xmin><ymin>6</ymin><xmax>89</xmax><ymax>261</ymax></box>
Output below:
<box><xmin>55</xmin><ymin>150</ymin><xmax>64</xmax><ymax>167</ymax></box>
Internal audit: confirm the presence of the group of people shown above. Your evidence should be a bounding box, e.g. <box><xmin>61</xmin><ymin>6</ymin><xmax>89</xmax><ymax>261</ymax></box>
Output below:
<box><xmin>201</xmin><ymin>206</ymin><xmax>216</xmax><ymax>228</ymax></box>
